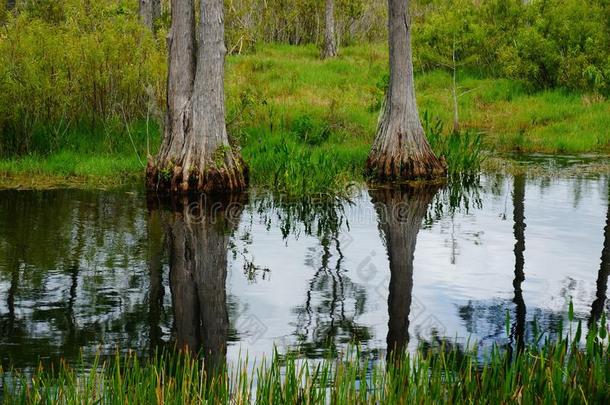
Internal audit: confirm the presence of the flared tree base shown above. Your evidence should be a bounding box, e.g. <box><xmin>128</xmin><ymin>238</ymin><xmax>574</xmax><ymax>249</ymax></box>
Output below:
<box><xmin>146</xmin><ymin>157</ymin><xmax>248</xmax><ymax>194</ymax></box>
<box><xmin>366</xmin><ymin>150</ymin><xmax>447</xmax><ymax>182</ymax></box>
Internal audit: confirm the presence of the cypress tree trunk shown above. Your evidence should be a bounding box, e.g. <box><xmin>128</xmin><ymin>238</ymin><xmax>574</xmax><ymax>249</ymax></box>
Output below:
<box><xmin>367</xmin><ymin>0</ymin><xmax>446</xmax><ymax>180</ymax></box>
<box><xmin>147</xmin><ymin>0</ymin><xmax>248</xmax><ymax>194</ymax></box>
<box><xmin>322</xmin><ymin>0</ymin><xmax>337</xmax><ymax>58</ymax></box>
<box><xmin>371</xmin><ymin>184</ymin><xmax>439</xmax><ymax>360</ymax></box>
<box><xmin>139</xmin><ymin>0</ymin><xmax>161</xmax><ymax>30</ymax></box>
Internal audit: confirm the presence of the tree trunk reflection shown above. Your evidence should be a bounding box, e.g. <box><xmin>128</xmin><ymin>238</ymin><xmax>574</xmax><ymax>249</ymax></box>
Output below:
<box><xmin>370</xmin><ymin>184</ymin><xmax>440</xmax><ymax>361</ymax></box>
<box><xmin>152</xmin><ymin>194</ymin><xmax>244</xmax><ymax>375</ymax></box>
<box><xmin>590</xmin><ymin>183</ymin><xmax>610</xmax><ymax>325</ymax></box>
<box><xmin>512</xmin><ymin>174</ymin><xmax>526</xmax><ymax>353</ymax></box>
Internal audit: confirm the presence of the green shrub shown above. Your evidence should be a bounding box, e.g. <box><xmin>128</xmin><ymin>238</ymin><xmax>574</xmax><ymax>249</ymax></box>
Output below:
<box><xmin>412</xmin><ymin>0</ymin><xmax>610</xmax><ymax>94</ymax></box>
<box><xmin>0</xmin><ymin>0</ymin><xmax>166</xmax><ymax>156</ymax></box>
<box><xmin>424</xmin><ymin>111</ymin><xmax>484</xmax><ymax>176</ymax></box>
<box><xmin>291</xmin><ymin>114</ymin><xmax>330</xmax><ymax>146</ymax></box>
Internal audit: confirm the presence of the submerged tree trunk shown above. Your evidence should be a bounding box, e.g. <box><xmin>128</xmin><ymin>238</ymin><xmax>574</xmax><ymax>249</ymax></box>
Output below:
<box><xmin>371</xmin><ymin>184</ymin><xmax>440</xmax><ymax>360</ymax></box>
<box><xmin>367</xmin><ymin>0</ymin><xmax>446</xmax><ymax>180</ymax></box>
<box><xmin>139</xmin><ymin>0</ymin><xmax>161</xmax><ymax>30</ymax></box>
<box><xmin>158</xmin><ymin>194</ymin><xmax>244</xmax><ymax>374</ymax></box>
<box><xmin>322</xmin><ymin>0</ymin><xmax>337</xmax><ymax>58</ymax></box>
<box><xmin>147</xmin><ymin>0</ymin><xmax>248</xmax><ymax>194</ymax></box>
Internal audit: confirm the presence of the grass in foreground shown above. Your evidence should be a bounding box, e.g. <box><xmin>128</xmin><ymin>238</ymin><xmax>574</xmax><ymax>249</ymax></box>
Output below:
<box><xmin>2</xmin><ymin>320</ymin><xmax>610</xmax><ymax>404</ymax></box>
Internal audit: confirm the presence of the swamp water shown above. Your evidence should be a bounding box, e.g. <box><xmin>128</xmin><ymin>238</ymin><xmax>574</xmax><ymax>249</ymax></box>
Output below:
<box><xmin>0</xmin><ymin>169</ymin><xmax>609</xmax><ymax>371</ymax></box>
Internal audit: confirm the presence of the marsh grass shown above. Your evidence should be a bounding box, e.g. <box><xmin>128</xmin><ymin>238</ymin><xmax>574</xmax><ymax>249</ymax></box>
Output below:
<box><xmin>1</xmin><ymin>44</ymin><xmax>605</xmax><ymax>192</ymax></box>
<box><xmin>2</xmin><ymin>318</ymin><xmax>610</xmax><ymax>404</ymax></box>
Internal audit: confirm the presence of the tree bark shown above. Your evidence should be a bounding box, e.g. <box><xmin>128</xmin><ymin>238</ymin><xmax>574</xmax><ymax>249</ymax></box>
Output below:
<box><xmin>370</xmin><ymin>184</ymin><xmax>440</xmax><ymax>361</ymax></box>
<box><xmin>322</xmin><ymin>0</ymin><xmax>337</xmax><ymax>58</ymax></box>
<box><xmin>367</xmin><ymin>0</ymin><xmax>446</xmax><ymax>181</ymax></box>
<box><xmin>139</xmin><ymin>0</ymin><xmax>161</xmax><ymax>30</ymax></box>
<box><xmin>160</xmin><ymin>194</ymin><xmax>244</xmax><ymax>374</ymax></box>
<box><xmin>147</xmin><ymin>0</ymin><xmax>248</xmax><ymax>194</ymax></box>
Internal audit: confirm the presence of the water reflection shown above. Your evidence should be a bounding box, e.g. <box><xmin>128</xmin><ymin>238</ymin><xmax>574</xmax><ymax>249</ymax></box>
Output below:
<box><xmin>0</xmin><ymin>190</ymin><xmax>153</xmax><ymax>368</ymax></box>
<box><xmin>290</xmin><ymin>232</ymin><xmax>371</xmax><ymax>357</ymax></box>
<box><xmin>150</xmin><ymin>194</ymin><xmax>245</xmax><ymax>373</ymax></box>
<box><xmin>370</xmin><ymin>184</ymin><xmax>440</xmax><ymax>360</ymax></box>
<box><xmin>511</xmin><ymin>175</ymin><xmax>526</xmax><ymax>352</ymax></box>
<box><xmin>0</xmin><ymin>171</ymin><xmax>609</xmax><ymax>370</ymax></box>
<box><xmin>590</xmin><ymin>182</ymin><xmax>610</xmax><ymax>325</ymax></box>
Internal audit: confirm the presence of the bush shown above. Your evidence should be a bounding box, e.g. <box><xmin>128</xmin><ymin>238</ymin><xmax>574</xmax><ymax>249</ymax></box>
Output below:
<box><xmin>0</xmin><ymin>0</ymin><xmax>166</xmax><ymax>156</ymax></box>
<box><xmin>291</xmin><ymin>114</ymin><xmax>330</xmax><ymax>146</ymax></box>
<box><xmin>412</xmin><ymin>0</ymin><xmax>610</xmax><ymax>94</ymax></box>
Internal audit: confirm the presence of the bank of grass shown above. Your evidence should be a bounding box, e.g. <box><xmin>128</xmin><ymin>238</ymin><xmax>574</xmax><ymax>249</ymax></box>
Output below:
<box><xmin>0</xmin><ymin>152</ymin><xmax>143</xmax><ymax>189</ymax></box>
<box><xmin>1</xmin><ymin>44</ymin><xmax>609</xmax><ymax>191</ymax></box>
<box><xmin>3</xmin><ymin>322</ymin><xmax>610</xmax><ymax>404</ymax></box>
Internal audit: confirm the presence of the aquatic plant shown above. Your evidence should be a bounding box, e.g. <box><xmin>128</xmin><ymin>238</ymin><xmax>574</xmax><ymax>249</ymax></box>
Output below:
<box><xmin>2</xmin><ymin>317</ymin><xmax>609</xmax><ymax>404</ymax></box>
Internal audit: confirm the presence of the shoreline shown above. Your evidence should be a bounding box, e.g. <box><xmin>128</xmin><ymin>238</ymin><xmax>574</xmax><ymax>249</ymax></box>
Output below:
<box><xmin>1</xmin><ymin>153</ymin><xmax>608</xmax><ymax>192</ymax></box>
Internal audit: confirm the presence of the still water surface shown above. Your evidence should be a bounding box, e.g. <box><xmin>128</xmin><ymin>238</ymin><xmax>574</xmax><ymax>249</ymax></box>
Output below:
<box><xmin>0</xmin><ymin>170</ymin><xmax>609</xmax><ymax>369</ymax></box>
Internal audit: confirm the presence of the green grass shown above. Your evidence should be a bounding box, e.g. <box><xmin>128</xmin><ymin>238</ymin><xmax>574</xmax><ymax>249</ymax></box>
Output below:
<box><xmin>2</xmin><ymin>43</ymin><xmax>609</xmax><ymax>191</ymax></box>
<box><xmin>0</xmin><ymin>152</ymin><xmax>144</xmax><ymax>189</ymax></box>
<box><xmin>2</xmin><ymin>319</ymin><xmax>610</xmax><ymax>404</ymax></box>
<box><xmin>415</xmin><ymin>70</ymin><xmax>610</xmax><ymax>153</ymax></box>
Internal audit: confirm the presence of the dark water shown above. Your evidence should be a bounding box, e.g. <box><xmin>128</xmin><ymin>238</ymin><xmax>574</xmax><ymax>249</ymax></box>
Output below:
<box><xmin>0</xmin><ymin>171</ymin><xmax>609</xmax><ymax>369</ymax></box>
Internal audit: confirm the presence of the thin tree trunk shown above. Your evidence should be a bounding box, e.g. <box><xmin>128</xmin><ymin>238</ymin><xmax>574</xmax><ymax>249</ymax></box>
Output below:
<box><xmin>451</xmin><ymin>43</ymin><xmax>460</xmax><ymax>133</ymax></box>
<box><xmin>147</xmin><ymin>0</ymin><xmax>248</xmax><ymax>193</ymax></box>
<box><xmin>511</xmin><ymin>175</ymin><xmax>526</xmax><ymax>353</ymax></box>
<box><xmin>371</xmin><ymin>184</ymin><xmax>440</xmax><ymax>361</ymax></box>
<box><xmin>367</xmin><ymin>0</ymin><xmax>446</xmax><ymax>180</ymax></box>
<box><xmin>139</xmin><ymin>0</ymin><xmax>161</xmax><ymax>30</ymax></box>
<box><xmin>322</xmin><ymin>0</ymin><xmax>337</xmax><ymax>58</ymax></box>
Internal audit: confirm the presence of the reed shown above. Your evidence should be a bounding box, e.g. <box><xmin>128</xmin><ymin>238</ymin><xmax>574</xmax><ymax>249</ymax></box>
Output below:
<box><xmin>3</xmin><ymin>316</ymin><xmax>609</xmax><ymax>404</ymax></box>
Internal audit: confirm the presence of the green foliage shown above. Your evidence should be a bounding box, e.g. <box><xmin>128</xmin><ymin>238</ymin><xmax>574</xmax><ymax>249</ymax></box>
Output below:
<box><xmin>242</xmin><ymin>128</ymin><xmax>367</xmax><ymax>196</ymax></box>
<box><xmin>225</xmin><ymin>0</ymin><xmax>386</xmax><ymax>53</ymax></box>
<box><xmin>3</xmin><ymin>43</ymin><xmax>610</xmax><ymax>191</ymax></box>
<box><xmin>291</xmin><ymin>114</ymin><xmax>330</xmax><ymax>146</ymax></box>
<box><xmin>413</xmin><ymin>0</ymin><xmax>610</xmax><ymax>94</ymax></box>
<box><xmin>0</xmin><ymin>0</ymin><xmax>166</xmax><ymax>156</ymax></box>
<box><xmin>3</xmin><ymin>318</ymin><xmax>610</xmax><ymax>404</ymax></box>
<box><xmin>424</xmin><ymin>111</ymin><xmax>484</xmax><ymax>176</ymax></box>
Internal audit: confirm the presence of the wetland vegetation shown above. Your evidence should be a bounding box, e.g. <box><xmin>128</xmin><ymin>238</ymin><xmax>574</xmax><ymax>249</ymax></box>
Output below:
<box><xmin>1</xmin><ymin>0</ymin><xmax>610</xmax><ymax>403</ymax></box>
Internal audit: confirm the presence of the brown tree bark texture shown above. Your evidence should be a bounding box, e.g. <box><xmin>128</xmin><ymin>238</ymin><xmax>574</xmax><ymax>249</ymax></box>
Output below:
<box><xmin>322</xmin><ymin>0</ymin><xmax>337</xmax><ymax>58</ymax></box>
<box><xmin>139</xmin><ymin>0</ymin><xmax>161</xmax><ymax>30</ymax></box>
<box><xmin>367</xmin><ymin>0</ymin><xmax>446</xmax><ymax>181</ymax></box>
<box><xmin>147</xmin><ymin>0</ymin><xmax>248</xmax><ymax>194</ymax></box>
